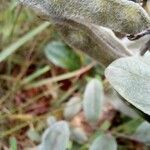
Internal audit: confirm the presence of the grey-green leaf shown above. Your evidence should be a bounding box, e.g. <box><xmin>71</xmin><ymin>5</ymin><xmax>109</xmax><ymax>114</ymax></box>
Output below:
<box><xmin>83</xmin><ymin>79</ymin><xmax>104</xmax><ymax>124</ymax></box>
<box><xmin>90</xmin><ymin>134</ymin><xmax>117</xmax><ymax>150</ymax></box>
<box><xmin>38</xmin><ymin>121</ymin><xmax>70</xmax><ymax>150</ymax></box>
<box><xmin>20</xmin><ymin>0</ymin><xmax>150</xmax><ymax>34</ymax></box>
<box><xmin>27</xmin><ymin>128</ymin><xmax>41</xmax><ymax>142</ymax></box>
<box><xmin>133</xmin><ymin>121</ymin><xmax>150</xmax><ymax>143</ymax></box>
<box><xmin>70</xmin><ymin>127</ymin><xmax>88</xmax><ymax>144</ymax></box>
<box><xmin>44</xmin><ymin>41</ymin><xmax>81</xmax><ymax>71</ymax></box>
<box><xmin>64</xmin><ymin>96</ymin><xmax>82</xmax><ymax>120</ymax></box>
<box><xmin>47</xmin><ymin>116</ymin><xmax>57</xmax><ymax>126</ymax></box>
<box><xmin>105</xmin><ymin>55</ymin><xmax>150</xmax><ymax>115</ymax></box>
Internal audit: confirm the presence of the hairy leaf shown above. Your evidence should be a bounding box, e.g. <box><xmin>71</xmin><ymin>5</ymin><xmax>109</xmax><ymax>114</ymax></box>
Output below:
<box><xmin>133</xmin><ymin>121</ymin><xmax>150</xmax><ymax>143</ymax></box>
<box><xmin>19</xmin><ymin>0</ymin><xmax>133</xmax><ymax>67</ymax></box>
<box><xmin>38</xmin><ymin>121</ymin><xmax>70</xmax><ymax>150</ymax></box>
<box><xmin>47</xmin><ymin>116</ymin><xmax>57</xmax><ymax>126</ymax></box>
<box><xmin>27</xmin><ymin>128</ymin><xmax>41</xmax><ymax>142</ymax></box>
<box><xmin>56</xmin><ymin>21</ymin><xmax>131</xmax><ymax>67</ymax></box>
<box><xmin>105</xmin><ymin>54</ymin><xmax>150</xmax><ymax>115</ymax></box>
<box><xmin>20</xmin><ymin>0</ymin><xmax>150</xmax><ymax>34</ymax></box>
<box><xmin>70</xmin><ymin>127</ymin><xmax>88</xmax><ymax>144</ymax></box>
<box><xmin>64</xmin><ymin>96</ymin><xmax>82</xmax><ymax>120</ymax></box>
<box><xmin>90</xmin><ymin>134</ymin><xmax>117</xmax><ymax>150</ymax></box>
<box><xmin>83</xmin><ymin>79</ymin><xmax>104</xmax><ymax>124</ymax></box>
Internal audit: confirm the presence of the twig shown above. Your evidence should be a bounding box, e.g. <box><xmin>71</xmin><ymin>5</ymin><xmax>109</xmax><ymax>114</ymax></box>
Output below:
<box><xmin>25</xmin><ymin>62</ymin><xmax>97</xmax><ymax>88</ymax></box>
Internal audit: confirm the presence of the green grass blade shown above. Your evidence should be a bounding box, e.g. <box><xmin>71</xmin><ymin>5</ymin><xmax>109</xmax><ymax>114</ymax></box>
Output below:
<box><xmin>21</xmin><ymin>65</ymin><xmax>51</xmax><ymax>85</ymax></box>
<box><xmin>0</xmin><ymin>22</ymin><xmax>50</xmax><ymax>62</ymax></box>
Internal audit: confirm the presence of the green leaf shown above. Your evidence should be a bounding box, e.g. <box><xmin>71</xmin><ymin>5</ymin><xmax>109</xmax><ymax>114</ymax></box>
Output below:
<box><xmin>38</xmin><ymin>121</ymin><xmax>70</xmax><ymax>150</ymax></box>
<box><xmin>83</xmin><ymin>79</ymin><xmax>104</xmax><ymax>124</ymax></box>
<box><xmin>44</xmin><ymin>41</ymin><xmax>81</xmax><ymax>71</ymax></box>
<box><xmin>9</xmin><ymin>137</ymin><xmax>17</xmax><ymax>150</ymax></box>
<box><xmin>133</xmin><ymin>121</ymin><xmax>150</xmax><ymax>143</ymax></box>
<box><xmin>90</xmin><ymin>134</ymin><xmax>117</xmax><ymax>150</ymax></box>
<box><xmin>105</xmin><ymin>55</ymin><xmax>150</xmax><ymax>115</ymax></box>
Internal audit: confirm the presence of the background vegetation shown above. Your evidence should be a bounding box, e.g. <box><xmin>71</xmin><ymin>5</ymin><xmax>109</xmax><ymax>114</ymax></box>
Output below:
<box><xmin>0</xmin><ymin>0</ymin><xmax>149</xmax><ymax>149</ymax></box>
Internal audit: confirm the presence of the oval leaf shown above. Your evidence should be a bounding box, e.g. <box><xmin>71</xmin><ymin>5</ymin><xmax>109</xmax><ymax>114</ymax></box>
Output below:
<box><xmin>39</xmin><ymin>121</ymin><xmax>70</xmax><ymax>150</ymax></box>
<box><xmin>105</xmin><ymin>55</ymin><xmax>150</xmax><ymax>115</ymax></box>
<box><xmin>70</xmin><ymin>127</ymin><xmax>88</xmax><ymax>144</ymax></box>
<box><xmin>27</xmin><ymin>128</ymin><xmax>41</xmax><ymax>142</ymax></box>
<box><xmin>133</xmin><ymin>121</ymin><xmax>150</xmax><ymax>143</ymax></box>
<box><xmin>20</xmin><ymin>0</ymin><xmax>150</xmax><ymax>34</ymax></box>
<box><xmin>90</xmin><ymin>134</ymin><xmax>117</xmax><ymax>150</ymax></box>
<box><xmin>47</xmin><ymin>116</ymin><xmax>57</xmax><ymax>126</ymax></box>
<box><xmin>44</xmin><ymin>41</ymin><xmax>81</xmax><ymax>71</ymax></box>
<box><xmin>83</xmin><ymin>79</ymin><xmax>104</xmax><ymax>124</ymax></box>
<box><xmin>64</xmin><ymin>96</ymin><xmax>82</xmax><ymax>120</ymax></box>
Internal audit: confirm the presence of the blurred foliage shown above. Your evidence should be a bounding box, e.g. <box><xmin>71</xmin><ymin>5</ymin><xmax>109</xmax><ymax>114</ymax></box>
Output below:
<box><xmin>44</xmin><ymin>41</ymin><xmax>81</xmax><ymax>71</ymax></box>
<box><xmin>0</xmin><ymin>0</ymin><xmax>150</xmax><ymax>150</ymax></box>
